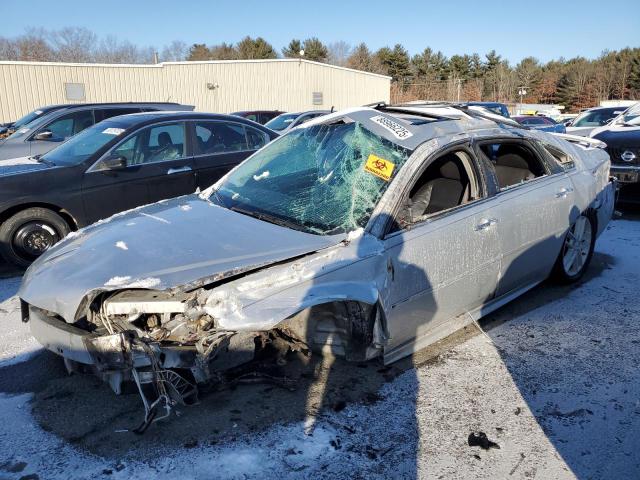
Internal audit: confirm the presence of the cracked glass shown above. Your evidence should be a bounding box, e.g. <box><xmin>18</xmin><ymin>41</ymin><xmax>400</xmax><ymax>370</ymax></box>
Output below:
<box><xmin>210</xmin><ymin>120</ymin><xmax>412</xmax><ymax>235</ymax></box>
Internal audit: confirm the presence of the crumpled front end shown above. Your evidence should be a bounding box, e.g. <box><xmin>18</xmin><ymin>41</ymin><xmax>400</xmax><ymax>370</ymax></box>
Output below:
<box><xmin>24</xmin><ymin>232</ymin><xmax>388</xmax><ymax>431</ymax></box>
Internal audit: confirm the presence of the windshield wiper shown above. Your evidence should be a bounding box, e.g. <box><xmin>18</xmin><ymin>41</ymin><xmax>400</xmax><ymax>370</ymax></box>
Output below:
<box><xmin>229</xmin><ymin>205</ymin><xmax>308</xmax><ymax>232</ymax></box>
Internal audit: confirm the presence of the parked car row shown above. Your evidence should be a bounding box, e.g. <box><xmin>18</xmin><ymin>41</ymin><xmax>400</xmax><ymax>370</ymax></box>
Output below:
<box><xmin>16</xmin><ymin>102</ymin><xmax>615</xmax><ymax>419</ymax></box>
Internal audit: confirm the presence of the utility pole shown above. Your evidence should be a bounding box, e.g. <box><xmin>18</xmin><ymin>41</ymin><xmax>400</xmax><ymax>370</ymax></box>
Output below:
<box><xmin>518</xmin><ymin>86</ymin><xmax>527</xmax><ymax>115</ymax></box>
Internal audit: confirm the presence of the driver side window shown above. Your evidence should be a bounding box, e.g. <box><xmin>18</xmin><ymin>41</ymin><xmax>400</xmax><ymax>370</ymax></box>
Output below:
<box><xmin>397</xmin><ymin>149</ymin><xmax>480</xmax><ymax>229</ymax></box>
<box><xmin>40</xmin><ymin>110</ymin><xmax>94</xmax><ymax>142</ymax></box>
<box><xmin>112</xmin><ymin>122</ymin><xmax>186</xmax><ymax>165</ymax></box>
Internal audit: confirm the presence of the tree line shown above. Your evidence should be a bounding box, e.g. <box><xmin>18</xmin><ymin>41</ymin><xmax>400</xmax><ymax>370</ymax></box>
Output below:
<box><xmin>1</xmin><ymin>27</ymin><xmax>639</xmax><ymax>112</ymax></box>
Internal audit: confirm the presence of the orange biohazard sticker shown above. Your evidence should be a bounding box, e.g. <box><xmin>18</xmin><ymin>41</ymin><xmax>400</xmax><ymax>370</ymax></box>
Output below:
<box><xmin>364</xmin><ymin>154</ymin><xmax>395</xmax><ymax>181</ymax></box>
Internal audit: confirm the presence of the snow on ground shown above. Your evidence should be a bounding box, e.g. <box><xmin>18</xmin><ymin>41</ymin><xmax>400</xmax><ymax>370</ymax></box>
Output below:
<box><xmin>0</xmin><ymin>218</ymin><xmax>639</xmax><ymax>479</ymax></box>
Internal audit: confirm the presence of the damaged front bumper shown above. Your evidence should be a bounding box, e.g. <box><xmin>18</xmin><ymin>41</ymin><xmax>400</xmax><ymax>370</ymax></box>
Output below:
<box><xmin>28</xmin><ymin>304</ymin><xmax>307</xmax><ymax>389</ymax></box>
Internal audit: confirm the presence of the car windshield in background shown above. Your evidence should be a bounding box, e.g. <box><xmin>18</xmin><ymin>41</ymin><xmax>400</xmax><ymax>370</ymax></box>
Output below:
<box><xmin>11</xmin><ymin>109</ymin><xmax>47</xmax><ymax>129</ymax></box>
<box><xmin>621</xmin><ymin>103</ymin><xmax>640</xmax><ymax>125</ymax></box>
<box><xmin>41</xmin><ymin>121</ymin><xmax>127</xmax><ymax>166</ymax></box>
<box><xmin>572</xmin><ymin>109</ymin><xmax>622</xmax><ymax>127</ymax></box>
<box><xmin>210</xmin><ymin>121</ymin><xmax>412</xmax><ymax>235</ymax></box>
<box><xmin>518</xmin><ymin>116</ymin><xmax>551</xmax><ymax>125</ymax></box>
<box><xmin>264</xmin><ymin>113</ymin><xmax>299</xmax><ymax>131</ymax></box>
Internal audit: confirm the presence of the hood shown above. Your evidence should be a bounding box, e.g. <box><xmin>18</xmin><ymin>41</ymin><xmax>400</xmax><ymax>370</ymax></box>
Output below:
<box><xmin>0</xmin><ymin>156</ymin><xmax>51</xmax><ymax>176</ymax></box>
<box><xmin>19</xmin><ymin>195</ymin><xmax>343</xmax><ymax>322</ymax></box>
<box><xmin>592</xmin><ymin>126</ymin><xmax>640</xmax><ymax>147</ymax></box>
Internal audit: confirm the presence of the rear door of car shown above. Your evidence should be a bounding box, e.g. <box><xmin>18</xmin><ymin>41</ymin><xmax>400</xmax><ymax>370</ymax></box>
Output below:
<box><xmin>474</xmin><ymin>137</ymin><xmax>575</xmax><ymax>297</ymax></box>
<box><xmin>81</xmin><ymin>121</ymin><xmax>196</xmax><ymax>223</ymax></box>
<box><xmin>190</xmin><ymin>120</ymin><xmax>271</xmax><ymax>190</ymax></box>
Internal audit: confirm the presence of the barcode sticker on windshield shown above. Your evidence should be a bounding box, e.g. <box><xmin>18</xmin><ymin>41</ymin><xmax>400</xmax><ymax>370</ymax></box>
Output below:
<box><xmin>364</xmin><ymin>154</ymin><xmax>395</xmax><ymax>181</ymax></box>
<box><xmin>370</xmin><ymin>115</ymin><xmax>413</xmax><ymax>140</ymax></box>
<box><xmin>102</xmin><ymin>128</ymin><xmax>125</xmax><ymax>135</ymax></box>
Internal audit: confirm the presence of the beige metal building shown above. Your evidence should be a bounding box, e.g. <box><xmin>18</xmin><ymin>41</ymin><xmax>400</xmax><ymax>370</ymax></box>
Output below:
<box><xmin>0</xmin><ymin>59</ymin><xmax>390</xmax><ymax>123</ymax></box>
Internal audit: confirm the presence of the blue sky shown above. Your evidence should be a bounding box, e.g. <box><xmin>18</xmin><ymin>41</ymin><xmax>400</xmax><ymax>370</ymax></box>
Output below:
<box><xmin>3</xmin><ymin>0</ymin><xmax>639</xmax><ymax>64</ymax></box>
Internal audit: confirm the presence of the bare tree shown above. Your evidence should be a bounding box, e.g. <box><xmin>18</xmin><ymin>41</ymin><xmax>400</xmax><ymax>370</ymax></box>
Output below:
<box><xmin>161</xmin><ymin>40</ymin><xmax>188</xmax><ymax>62</ymax></box>
<box><xmin>327</xmin><ymin>41</ymin><xmax>351</xmax><ymax>67</ymax></box>
<box><xmin>14</xmin><ymin>28</ymin><xmax>53</xmax><ymax>62</ymax></box>
<box><xmin>0</xmin><ymin>37</ymin><xmax>19</xmax><ymax>60</ymax></box>
<box><xmin>50</xmin><ymin>26</ymin><xmax>97</xmax><ymax>62</ymax></box>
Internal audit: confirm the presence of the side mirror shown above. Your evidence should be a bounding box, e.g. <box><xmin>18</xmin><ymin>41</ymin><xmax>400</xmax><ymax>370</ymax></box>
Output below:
<box><xmin>99</xmin><ymin>155</ymin><xmax>127</xmax><ymax>170</ymax></box>
<box><xmin>564</xmin><ymin>120</ymin><xmax>572</xmax><ymax>127</ymax></box>
<box><xmin>34</xmin><ymin>130</ymin><xmax>53</xmax><ymax>141</ymax></box>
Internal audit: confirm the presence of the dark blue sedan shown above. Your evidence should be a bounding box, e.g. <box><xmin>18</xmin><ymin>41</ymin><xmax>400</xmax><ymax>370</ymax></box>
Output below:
<box><xmin>514</xmin><ymin>115</ymin><xmax>566</xmax><ymax>134</ymax></box>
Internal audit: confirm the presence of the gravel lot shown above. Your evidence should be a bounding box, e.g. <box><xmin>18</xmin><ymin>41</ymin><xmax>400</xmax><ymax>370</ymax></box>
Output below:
<box><xmin>0</xmin><ymin>212</ymin><xmax>638</xmax><ymax>479</ymax></box>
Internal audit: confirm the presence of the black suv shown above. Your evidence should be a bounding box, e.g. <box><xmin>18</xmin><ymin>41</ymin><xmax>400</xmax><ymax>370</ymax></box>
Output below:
<box><xmin>0</xmin><ymin>111</ymin><xmax>278</xmax><ymax>266</ymax></box>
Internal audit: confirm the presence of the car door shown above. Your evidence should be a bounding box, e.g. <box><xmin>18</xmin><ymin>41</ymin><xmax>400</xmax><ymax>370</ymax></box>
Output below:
<box><xmin>191</xmin><ymin>120</ymin><xmax>270</xmax><ymax>190</ymax></box>
<box><xmin>81</xmin><ymin>121</ymin><xmax>196</xmax><ymax>223</ymax></box>
<box><xmin>383</xmin><ymin>145</ymin><xmax>501</xmax><ymax>357</ymax></box>
<box><xmin>29</xmin><ymin>109</ymin><xmax>95</xmax><ymax>157</ymax></box>
<box><xmin>475</xmin><ymin>138</ymin><xmax>575</xmax><ymax>297</ymax></box>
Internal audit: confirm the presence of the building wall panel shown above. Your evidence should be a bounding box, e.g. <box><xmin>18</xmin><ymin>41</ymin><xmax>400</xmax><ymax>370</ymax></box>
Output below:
<box><xmin>0</xmin><ymin>59</ymin><xmax>390</xmax><ymax>122</ymax></box>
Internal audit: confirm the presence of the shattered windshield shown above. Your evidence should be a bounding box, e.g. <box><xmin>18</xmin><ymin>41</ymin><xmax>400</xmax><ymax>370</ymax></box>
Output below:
<box><xmin>210</xmin><ymin>120</ymin><xmax>412</xmax><ymax>235</ymax></box>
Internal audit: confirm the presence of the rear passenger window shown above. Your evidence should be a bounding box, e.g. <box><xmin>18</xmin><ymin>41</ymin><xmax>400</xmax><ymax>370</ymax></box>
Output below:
<box><xmin>194</xmin><ymin>122</ymin><xmax>267</xmax><ymax>155</ymax></box>
<box><xmin>246</xmin><ymin>126</ymin><xmax>269</xmax><ymax>150</ymax></box>
<box><xmin>479</xmin><ymin>141</ymin><xmax>548</xmax><ymax>190</ymax></box>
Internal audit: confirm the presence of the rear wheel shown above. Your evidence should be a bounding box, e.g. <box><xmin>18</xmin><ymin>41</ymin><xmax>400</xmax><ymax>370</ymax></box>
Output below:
<box><xmin>551</xmin><ymin>212</ymin><xmax>595</xmax><ymax>283</ymax></box>
<box><xmin>0</xmin><ymin>208</ymin><xmax>70</xmax><ymax>268</ymax></box>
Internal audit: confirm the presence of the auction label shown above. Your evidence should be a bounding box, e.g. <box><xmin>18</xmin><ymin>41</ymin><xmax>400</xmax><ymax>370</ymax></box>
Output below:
<box><xmin>364</xmin><ymin>153</ymin><xmax>395</xmax><ymax>181</ymax></box>
<box><xmin>370</xmin><ymin>115</ymin><xmax>413</xmax><ymax>140</ymax></box>
<box><xmin>102</xmin><ymin>127</ymin><xmax>125</xmax><ymax>135</ymax></box>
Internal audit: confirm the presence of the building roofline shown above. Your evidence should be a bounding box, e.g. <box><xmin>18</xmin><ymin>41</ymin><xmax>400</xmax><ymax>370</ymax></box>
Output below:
<box><xmin>0</xmin><ymin>58</ymin><xmax>392</xmax><ymax>80</ymax></box>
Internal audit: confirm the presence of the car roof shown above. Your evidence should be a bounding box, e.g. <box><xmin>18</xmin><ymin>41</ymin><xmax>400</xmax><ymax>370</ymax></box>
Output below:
<box><xmin>102</xmin><ymin>111</ymin><xmax>277</xmax><ymax>129</ymax></box>
<box><xmin>300</xmin><ymin>104</ymin><xmax>526</xmax><ymax>151</ymax></box>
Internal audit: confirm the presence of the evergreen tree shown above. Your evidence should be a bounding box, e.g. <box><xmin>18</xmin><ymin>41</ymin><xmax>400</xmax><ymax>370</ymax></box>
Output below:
<box><xmin>236</xmin><ymin>36</ymin><xmax>277</xmax><ymax>59</ymax></box>
<box><xmin>187</xmin><ymin>43</ymin><xmax>211</xmax><ymax>61</ymax></box>
<box><xmin>282</xmin><ymin>39</ymin><xmax>303</xmax><ymax>58</ymax></box>
<box><xmin>302</xmin><ymin>37</ymin><xmax>329</xmax><ymax>62</ymax></box>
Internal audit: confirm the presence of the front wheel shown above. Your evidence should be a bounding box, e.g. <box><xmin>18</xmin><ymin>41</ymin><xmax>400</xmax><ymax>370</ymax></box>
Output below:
<box><xmin>550</xmin><ymin>212</ymin><xmax>596</xmax><ymax>284</ymax></box>
<box><xmin>0</xmin><ymin>207</ymin><xmax>70</xmax><ymax>268</ymax></box>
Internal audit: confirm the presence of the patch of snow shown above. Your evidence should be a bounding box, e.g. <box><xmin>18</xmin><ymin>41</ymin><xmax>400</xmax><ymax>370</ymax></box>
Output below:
<box><xmin>346</xmin><ymin>227</ymin><xmax>364</xmax><ymax>242</ymax></box>
<box><xmin>179</xmin><ymin>205</ymin><xmax>192</xmax><ymax>211</ymax></box>
<box><xmin>0</xmin><ymin>156</ymin><xmax>37</xmax><ymax>166</ymax></box>
<box><xmin>104</xmin><ymin>276</ymin><xmax>132</xmax><ymax>287</ymax></box>
<box><xmin>125</xmin><ymin>277</ymin><xmax>161</xmax><ymax>289</ymax></box>
<box><xmin>140</xmin><ymin>212</ymin><xmax>170</xmax><ymax>224</ymax></box>
<box><xmin>115</xmin><ymin>241</ymin><xmax>128</xmax><ymax>250</ymax></box>
<box><xmin>252</xmin><ymin>170</ymin><xmax>270</xmax><ymax>181</ymax></box>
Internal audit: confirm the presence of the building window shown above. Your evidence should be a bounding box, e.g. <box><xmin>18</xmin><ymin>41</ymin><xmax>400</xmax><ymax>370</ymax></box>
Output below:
<box><xmin>65</xmin><ymin>83</ymin><xmax>86</xmax><ymax>101</ymax></box>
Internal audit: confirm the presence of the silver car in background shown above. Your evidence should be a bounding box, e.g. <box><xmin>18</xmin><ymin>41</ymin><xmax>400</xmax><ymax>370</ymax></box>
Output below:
<box><xmin>19</xmin><ymin>104</ymin><xmax>615</xmax><ymax>424</ymax></box>
<box><xmin>0</xmin><ymin>102</ymin><xmax>194</xmax><ymax>161</ymax></box>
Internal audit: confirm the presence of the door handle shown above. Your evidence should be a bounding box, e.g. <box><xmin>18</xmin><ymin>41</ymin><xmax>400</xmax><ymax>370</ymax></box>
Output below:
<box><xmin>555</xmin><ymin>186</ymin><xmax>574</xmax><ymax>198</ymax></box>
<box><xmin>475</xmin><ymin>218</ymin><xmax>498</xmax><ymax>231</ymax></box>
<box><xmin>167</xmin><ymin>166</ymin><xmax>192</xmax><ymax>175</ymax></box>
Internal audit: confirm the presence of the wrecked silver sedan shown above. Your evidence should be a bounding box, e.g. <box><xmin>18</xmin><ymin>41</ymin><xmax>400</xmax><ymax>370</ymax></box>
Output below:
<box><xmin>19</xmin><ymin>104</ymin><xmax>615</xmax><ymax>426</ymax></box>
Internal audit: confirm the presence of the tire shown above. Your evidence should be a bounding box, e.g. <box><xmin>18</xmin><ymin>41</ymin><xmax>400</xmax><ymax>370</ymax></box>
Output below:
<box><xmin>550</xmin><ymin>212</ymin><xmax>596</xmax><ymax>284</ymax></box>
<box><xmin>0</xmin><ymin>207</ymin><xmax>70</xmax><ymax>268</ymax></box>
